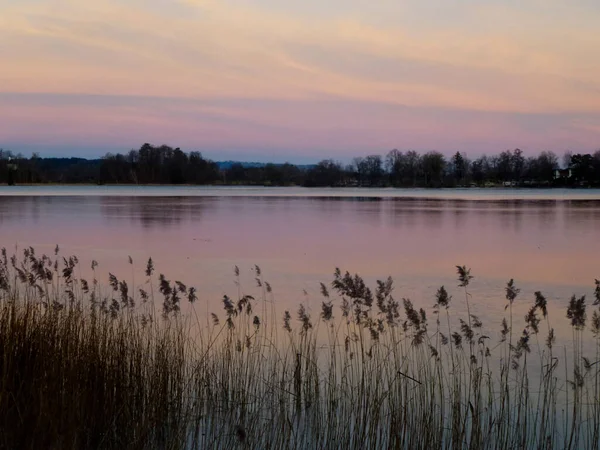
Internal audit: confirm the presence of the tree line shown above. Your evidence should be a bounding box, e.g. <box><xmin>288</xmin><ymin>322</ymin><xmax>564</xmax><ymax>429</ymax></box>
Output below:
<box><xmin>2</xmin><ymin>144</ymin><xmax>600</xmax><ymax>187</ymax></box>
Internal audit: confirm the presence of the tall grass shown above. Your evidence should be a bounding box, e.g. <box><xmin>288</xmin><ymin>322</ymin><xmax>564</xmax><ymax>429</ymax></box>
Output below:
<box><xmin>1</xmin><ymin>246</ymin><xmax>599</xmax><ymax>449</ymax></box>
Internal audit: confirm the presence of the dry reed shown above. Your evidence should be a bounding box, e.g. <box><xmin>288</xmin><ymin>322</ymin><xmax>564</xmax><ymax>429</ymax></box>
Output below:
<box><xmin>1</xmin><ymin>247</ymin><xmax>599</xmax><ymax>449</ymax></box>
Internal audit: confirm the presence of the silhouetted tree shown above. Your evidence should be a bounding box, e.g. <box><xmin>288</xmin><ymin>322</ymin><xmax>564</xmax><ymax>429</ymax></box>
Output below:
<box><xmin>351</xmin><ymin>157</ymin><xmax>367</xmax><ymax>186</ymax></box>
<box><xmin>363</xmin><ymin>155</ymin><xmax>384</xmax><ymax>186</ymax></box>
<box><xmin>304</xmin><ymin>160</ymin><xmax>344</xmax><ymax>187</ymax></box>
<box><xmin>97</xmin><ymin>144</ymin><xmax>219</xmax><ymax>185</ymax></box>
<box><xmin>511</xmin><ymin>149</ymin><xmax>525</xmax><ymax>182</ymax></box>
<box><xmin>2</xmin><ymin>144</ymin><xmax>598</xmax><ymax>187</ymax></box>
<box><xmin>385</xmin><ymin>149</ymin><xmax>403</xmax><ymax>186</ymax></box>
<box><xmin>536</xmin><ymin>151</ymin><xmax>559</xmax><ymax>183</ymax></box>
<box><xmin>451</xmin><ymin>152</ymin><xmax>469</xmax><ymax>185</ymax></box>
<box><xmin>470</xmin><ymin>156</ymin><xmax>486</xmax><ymax>186</ymax></box>
<box><xmin>421</xmin><ymin>152</ymin><xmax>446</xmax><ymax>187</ymax></box>
<box><xmin>569</xmin><ymin>154</ymin><xmax>596</xmax><ymax>185</ymax></box>
<box><xmin>497</xmin><ymin>150</ymin><xmax>513</xmax><ymax>182</ymax></box>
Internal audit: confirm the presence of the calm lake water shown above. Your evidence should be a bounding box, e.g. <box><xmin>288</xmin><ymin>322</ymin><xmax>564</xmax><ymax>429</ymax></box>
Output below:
<box><xmin>2</xmin><ymin>186</ymin><xmax>600</xmax><ymax>345</ymax></box>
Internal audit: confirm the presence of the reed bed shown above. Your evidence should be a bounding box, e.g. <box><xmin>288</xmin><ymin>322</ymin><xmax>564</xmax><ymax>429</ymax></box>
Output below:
<box><xmin>1</xmin><ymin>247</ymin><xmax>599</xmax><ymax>449</ymax></box>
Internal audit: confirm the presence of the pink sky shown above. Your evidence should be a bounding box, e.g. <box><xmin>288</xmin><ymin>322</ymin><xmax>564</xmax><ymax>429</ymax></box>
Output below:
<box><xmin>1</xmin><ymin>0</ymin><xmax>599</xmax><ymax>162</ymax></box>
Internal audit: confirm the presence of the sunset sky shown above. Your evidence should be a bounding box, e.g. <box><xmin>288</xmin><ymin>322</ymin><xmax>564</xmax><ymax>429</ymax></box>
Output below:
<box><xmin>1</xmin><ymin>0</ymin><xmax>599</xmax><ymax>162</ymax></box>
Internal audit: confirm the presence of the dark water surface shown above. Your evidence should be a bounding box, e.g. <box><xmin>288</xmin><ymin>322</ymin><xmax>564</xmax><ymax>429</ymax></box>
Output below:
<box><xmin>2</xmin><ymin>186</ymin><xmax>600</xmax><ymax>344</ymax></box>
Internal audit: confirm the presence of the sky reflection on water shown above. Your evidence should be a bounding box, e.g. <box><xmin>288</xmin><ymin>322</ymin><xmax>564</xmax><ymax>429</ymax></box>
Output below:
<box><xmin>1</xmin><ymin>190</ymin><xmax>599</xmax><ymax>352</ymax></box>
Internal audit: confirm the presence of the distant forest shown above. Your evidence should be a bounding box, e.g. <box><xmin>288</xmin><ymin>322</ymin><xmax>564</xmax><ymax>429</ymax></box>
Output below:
<box><xmin>1</xmin><ymin>143</ymin><xmax>600</xmax><ymax>187</ymax></box>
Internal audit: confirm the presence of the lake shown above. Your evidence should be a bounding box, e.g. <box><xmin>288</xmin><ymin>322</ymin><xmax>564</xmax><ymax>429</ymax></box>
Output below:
<box><xmin>1</xmin><ymin>186</ymin><xmax>600</xmax><ymax>346</ymax></box>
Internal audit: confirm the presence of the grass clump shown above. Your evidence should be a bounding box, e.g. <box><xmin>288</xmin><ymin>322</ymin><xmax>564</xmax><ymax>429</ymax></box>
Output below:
<box><xmin>1</xmin><ymin>246</ymin><xmax>600</xmax><ymax>449</ymax></box>
<box><xmin>0</xmin><ymin>248</ymin><xmax>188</xmax><ymax>449</ymax></box>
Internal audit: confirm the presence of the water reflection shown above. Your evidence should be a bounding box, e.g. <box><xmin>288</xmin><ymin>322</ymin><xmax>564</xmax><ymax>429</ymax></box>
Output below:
<box><xmin>3</xmin><ymin>192</ymin><xmax>600</xmax><ymax>375</ymax></box>
<box><xmin>0</xmin><ymin>196</ymin><xmax>96</xmax><ymax>225</ymax></box>
<box><xmin>0</xmin><ymin>195</ymin><xmax>599</xmax><ymax>291</ymax></box>
<box><xmin>563</xmin><ymin>200</ymin><xmax>600</xmax><ymax>230</ymax></box>
<box><xmin>100</xmin><ymin>196</ymin><xmax>212</xmax><ymax>229</ymax></box>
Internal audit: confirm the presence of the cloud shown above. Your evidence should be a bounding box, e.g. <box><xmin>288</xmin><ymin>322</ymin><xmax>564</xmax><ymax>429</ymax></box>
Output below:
<box><xmin>1</xmin><ymin>92</ymin><xmax>598</xmax><ymax>160</ymax></box>
<box><xmin>2</xmin><ymin>0</ymin><xmax>599</xmax><ymax>108</ymax></box>
<box><xmin>0</xmin><ymin>0</ymin><xmax>599</xmax><ymax>157</ymax></box>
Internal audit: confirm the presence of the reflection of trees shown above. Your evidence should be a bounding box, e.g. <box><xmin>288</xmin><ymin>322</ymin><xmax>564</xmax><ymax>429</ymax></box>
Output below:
<box><xmin>221</xmin><ymin>196</ymin><xmax>387</xmax><ymax>227</ymax></box>
<box><xmin>530</xmin><ymin>200</ymin><xmax>559</xmax><ymax>230</ymax></box>
<box><xmin>497</xmin><ymin>200</ymin><xmax>524</xmax><ymax>231</ymax></box>
<box><xmin>3</xmin><ymin>194</ymin><xmax>599</xmax><ymax>243</ymax></box>
<box><xmin>216</xmin><ymin>196</ymin><xmax>391</xmax><ymax>229</ymax></box>
<box><xmin>100</xmin><ymin>196</ymin><xmax>211</xmax><ymax>229</ymax></box>
<box><xmin>381</xmin><ymin>198</ymin><xmax>566</xmax><ymax>232</ymax></box>
<box><xmin>0</xmin><ymin>196</ymin><xmax>37</xmax><ymax>224</ymax></box>
<box><xmin>450</xmin><ymin>200</ymin><xmax>468</xmax><ymax>228</ymax></box>
<box><xmin>0</xmin><ymin>195</ymin><xmax>212</xmax><ymax>231</ymax></box>
<box><xmin>564</xmin><ymin>200</ymin><xmax>600</xmax><ymax>230</ymax></box>
<box><xmin>310</xmin><ymin>197</ymin><xmax>386</xmax><ymax>227</ymax></box>
<box><xmin>456</xmin><ymin>199</ymin><xmax>556</xmax><ymax>232</ymax></box>
<box><xmin>386</xmin><ymin>199</ymin><xmax>447</xmax><ymax>229</ymax></box>
<box><xmin>0</xmin><ymin>196</ymin><xmax>87</xmax><ymax>225</ymax></box>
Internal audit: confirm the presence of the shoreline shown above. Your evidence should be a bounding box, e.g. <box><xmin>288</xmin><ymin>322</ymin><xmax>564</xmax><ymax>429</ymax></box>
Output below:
<box><xmin>2</xmin><ymin>184</ymin><xmax>600</xmax><ymax>201</ymax></box>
